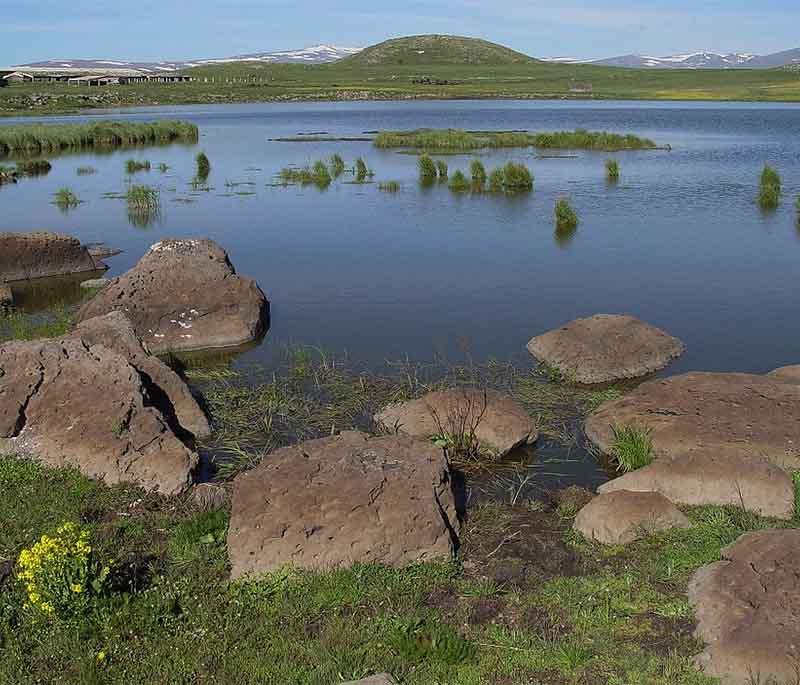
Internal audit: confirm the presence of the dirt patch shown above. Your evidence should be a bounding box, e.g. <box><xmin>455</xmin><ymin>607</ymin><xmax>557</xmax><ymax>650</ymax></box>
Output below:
<box><xmin>636</xmin><ymin>612</ymin><xmax>699</xmax><ymax>657</ymax></box>
<box><xmin>521</xmin><ymin>605</ymin><xmax>573</xmax><ymax>641</ymax></box>
<box><xmin>467</xmin><ymin>597</ymin><xmax>505</xmax><ymax>626</ymax></box>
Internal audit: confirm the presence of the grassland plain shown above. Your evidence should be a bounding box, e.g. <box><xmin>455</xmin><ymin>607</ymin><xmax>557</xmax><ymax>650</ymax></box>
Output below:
<box><xmin>2</xmin><ymin>51</ymin><xmax>800</xmax><ymax>117</ymax></box>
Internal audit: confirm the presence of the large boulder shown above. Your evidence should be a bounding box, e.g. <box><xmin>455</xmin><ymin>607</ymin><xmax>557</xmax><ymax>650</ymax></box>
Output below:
<box><xmin>0</xmin><ymin>232</ymin><xmax>104</xmax><ymax>282</ymax></box>
<box><xmin>768</xmin><ymin>364</ymin><xmax>800</xmax><ymax>385</ymax></box>
<box><xmin>74</xmin><ymin>312</ymin><xmax>210</xmax><ymax>439</ymax></box>
<box><xmin>77</xmin><ymin>239</ymin><xmax>269</xmax><ymax>353</ymax></box>
<box><xmin>598</xmin><ymin>453</ymin><xmax>794</xmax><ymax>520</ymax></box>
<box><xmin>375</xmin><ymin>388</ymin><xmax>537</xmax><ymax>457</ymax></box>
<box><xmin>573</xmin><ymin>490</ymin><xmax>691</xmax><ymax>545</ymax></box>
<box><xmin>227</xmin><ymin>431</ymin><xmax>458</xmax><ymax>579</ymax></box>
<box><xmin>688</xmin><ymin>529</ymin><xmax>800</xmax><ymax>684</ymax></box>
<box><xmin>585</xmin><ymin>372</ymin><xmax>800</xmax><ymax>472</ymax></box>
<box><xmin>527</xmin><ymin>314</ymin><xmax>685</xmax><ymax>384</ymax></box>
<box><xmin>0</xmin><ymin>324</ymin><xmax>200</xmax><ymax>495</ymax></box>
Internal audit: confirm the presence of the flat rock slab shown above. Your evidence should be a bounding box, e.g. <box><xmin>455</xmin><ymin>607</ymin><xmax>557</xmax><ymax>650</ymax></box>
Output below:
<box><xmin>227</xmin><ymin>431</ymin><xmax>458</xmax><ymax>579</ymax></box>
<box><xmin>80</xmin><ymin>278</ymin><xmax>110</xmax><ymax>290</ymax></box>
<box><xmin>768</xmin><ymin>364</ymin><xmax>800</xmax><ymax>385</ymax></box>
<box><xmin>689</xmin><ymin>529</ymin><xmax>800</xmax><ymax>684</ymax></box>
<box><xmin>343</xmin><ymin>676</ymin><xmax>398</xmax><ymax>685</ymax></box>
<box><xmin>598</xmin><ymin>453</ymin><xmax>794</xmax><ymax>519</ymax></box>
<box><xmin>527</xmin><ymin>314</ymin><xmax>685</xmax><ymax>384</ymax></box>
<box><xmin>0</xmin><ymin>331</ymin><xmax>197</xmax><ymax>495</ymax></box>
<box><xmin>375</xmin><ymin>388</ymin><xmax>537</xmax><ymax>457</ymax></box>
<box><xmin>0</xmin><ymin>232</ymin><xmax>104</xmax><ymax>282</ymax></box>
<box><xmin>77</xmin><ymin>239</ymin><xmax>269</xmax><ymax>354</ymax></box>
<box><xmin>586</xmin><ymin>372</ymin><xmax>800</xmax><ymax>472</ymax></box>
<box><xmin>573</xmin><ymin>490</ymin><xmax>691</xmax><ymax>544</ymax></box>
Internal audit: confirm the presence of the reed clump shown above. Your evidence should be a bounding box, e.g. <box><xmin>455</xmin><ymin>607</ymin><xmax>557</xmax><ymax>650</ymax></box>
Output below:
<box><xmin>378</xmin><ymin>181</ymin><xmax>401</xmax><ymax>192</ymax></box>
<box><xmin>758</xmin><ymin>164</ymin><xmax>781</xmax><ymax>209</ymax></box>
<box><xmin>126</xmin><ymin>185</ymin><xmax>161</xmax><ymax>227</ymax></box>
<box><xmin>76</xmin><ymin>166</ymin><xmax>97</xmax><ymax>176</ymax></box>
<box><xmin>448</xmin><ymin>170</ymin><xmax>470</xmax><ymax>192</ymax></box>
<box><xmin>16</xmin><ymin>159</ymin><xmax>52</xmax><ymax>177</ymax></box>
<box><xmin>555</xmin><ymin>197</ymin><xmax>579</xmax><ymax>230</ymax></box>
<box><xmin>470</xmin><ymin>159</ymin><xmax>487</xmax><ymax>185</ymax></box>
<box><xmin>501</xmin><ymin>162</ymin><xmax>533</xmax><ymax>191</ymax></box>
<box><xmin>418</xmin><ymin>154</ymin><xmax>437</xmax><ymax>182</ymax></box>
<box><xmin>435</xmin><ymin>159</ymin><xmax>448</xmax><ymax>180</ymax></box>
<box><xmin>53</xmin><ymin>187</ymin><xmax>80</xmax><ymax>211</ymax></box>
<box><xmin>125</xmin><ymin>159</ymin><xmax>151</xmax><ymax>174</ymax></box>
<box><xmin>355</xmin><ymin>158</ymin><xmax>371</xmax><ymax>182</ymax></box>
<box><xmin>279</xmin><ymin>160</ymin><xmax>332</xmax><ymax>189</ymax></box>
<box><xmin>606</xmin><ymin>159</ymin><xmax>619</xmax><ymax>181</ymax></box>
<box><xmin>196</xmin><ymin>152</ymin><xmax>211</xmax><ymax>180</ymax></box>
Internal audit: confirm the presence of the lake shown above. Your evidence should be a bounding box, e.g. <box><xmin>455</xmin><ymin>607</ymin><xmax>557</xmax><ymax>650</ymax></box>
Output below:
<box><xmin>2</xmin><ymin>99</ymin><xmax>799</xmax><ymax>492</ymax></box>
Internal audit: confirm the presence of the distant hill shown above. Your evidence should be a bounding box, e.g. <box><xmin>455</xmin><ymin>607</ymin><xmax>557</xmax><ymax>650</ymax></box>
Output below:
<box><xmin>546</xmin><ymin>48</ymin><xmax>800</xmax><ymax>69</ymax></box>
<box><xmin>340</xmin><ymin>35</ymin><xmax>537</xmax><ymax>66</ymax></box>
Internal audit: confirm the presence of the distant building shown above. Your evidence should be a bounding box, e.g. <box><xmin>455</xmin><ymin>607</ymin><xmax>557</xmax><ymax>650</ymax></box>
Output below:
<box><xmin>1</xmin><ymin>66</ymin><xmax>193</xmax><ymax>86</ymax></box>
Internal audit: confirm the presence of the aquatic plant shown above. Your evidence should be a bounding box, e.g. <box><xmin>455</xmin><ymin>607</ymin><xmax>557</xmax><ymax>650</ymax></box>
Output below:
<box><xmin>554</xmin><ymin>197</ymin><xmax>579</xmax><ymax>230</ymax></box>
<box><xmin>126</xmin><ymin>185</ymin><xmax>161</xmax><ymax>227</ymax></box>
<box><xmin>470</xmin><ymin>158</ymin><xmax>487</xmax><ymax>185</ymax></box>
<box><xmin>0</xmin><ymin>120</ymin><xmax>199</xmax><ymax>156</ymax></box>
<box><xmin>533</xmin><ymin>129</ymin><xmax>656</xmax><ymax>151</ymax></box>
<box><xmin>761</xmin><ymin>164</ymin><xmax>781</xmax><ymax>190</ymax></box>
<box><xmin>606</xmin><ymin>159</ymin><xmax>619</xmax><ymax>181</ymax></box>
<box><xmin>279</xmin><ymin>160</ymin><xmax>333</xmax><ymax>189</ymax></box>
<box><xmin>329</xmin><ymin>153</ymin><xmax>345</xmax><ymax>177</ymax></box>
<box><xmin>758</xmin><ymin>164</ymin><xmax>781</xmax><ymax>210</ymax></box>
<box><xmin>448</xmin><ymin>169</ymin><xmax>470</xmax><ymax>192</ymax></box>
<box><xmin>502</xmin><ymin>161</ymin><xmax>533</xmax><ymax>191</ymax></box>
<box><xmin>158</xmin><ymin>162</ymin><xmax>169</xmax><ymax>172</ymax></box>
<box><xmin>611</xmin><ymin>423</ymin><xmax>654</xmax><ymax>472</ymax></box>
<box><xmin>75</xmin><ymin>166</ymin><xmax>97</xmax><ymax>176</ymax></box>
<box><xmin>125</xmin><ymin>159</ymin><xmax>151</xmax><ymax>174</ymax></box>
<box><xmin>355</xmin><ymin>157</ymin><xmax>370</xmax><ymax>182</ymax></box>
<box><xmin>487</xmin><ymin>167</ymin><xmax>504</xmax><ymax>192</ymax></box>
<box><xmin>16</xmin><ymin>159</ymin><xmax>52</xmax><ymax>176</ymax></box>
<box><xmin>312</xmin><ymin>160</ymin><xmax>332</xmax><ymax>187</ymax></box>
<box><xmin>418</xmin><ymin>154</ymin><xmax>437</xmax><ymax>181</ymax></box>
<box><xmin>196</xmin><ymin>152</ymin><xmax>211</xmax><ymax>180</ymax></box>
<box><xmin>53</xmin><ymin>187</ymin><xmax>80</xmax><ymax>211</ymax></box>
<box><xmin>435</xmin><ymin>159</ymin><xmax>448</xmax><ymax>180</ymax></box>
<box><xmin>378</xmin><ymin>181</ymin><xmax>401</xmax><ymax>192</ymax></box>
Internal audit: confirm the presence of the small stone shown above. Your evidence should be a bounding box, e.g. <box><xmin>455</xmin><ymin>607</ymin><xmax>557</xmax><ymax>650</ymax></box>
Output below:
<box><xmin>80</xmin><ymin>278</ymin><xmax>110</xmax><ymax>290</ymax></box>
<box><xmin>573</xmin><ymin>490</ymin><xmax>691</xmax><ymax>545</ymax></box>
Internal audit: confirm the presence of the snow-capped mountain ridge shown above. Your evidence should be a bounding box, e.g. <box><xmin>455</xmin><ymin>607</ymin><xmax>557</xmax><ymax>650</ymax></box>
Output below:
<box><xmin>544</xmin><ymin>48</ymin><xmax>800</xmax><ymax>69</ymax></box>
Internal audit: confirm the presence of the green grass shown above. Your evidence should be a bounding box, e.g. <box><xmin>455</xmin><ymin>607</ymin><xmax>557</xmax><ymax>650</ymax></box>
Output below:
<box><xmin>611</xmin><ymin>423</ymin><xmax>654</xmax><ymax>472</ymax></box>
<box><xmin>606</xmin><ymin>159</ymin><xmax>619</xmax><ymax>181</ymax></box>
<box><xmin>501</xmin><ymin>161</ymin><xmax>533</xmax><ymax>191</ymax></box>
<box><xmin>470</xmin><ymin>158</ymin><xmax>487</xmax><ymax>185</ymax></box>
<box><xmin>0</xmin><ymin>120</ymin><xmax>199</xmax><ymax>155</ymax></box>
<box><xmin>126</xmin><ymin>185</ymin><xmax>160</xmax><ymax>227</ymax></box>
<box><xmin>378</xmin><ymin>181</ymin><xmax>401</xmax><ymax>192</ymax></box>
<box><xmin>195</xmin><ymin>151</ymin><xmax>211</xmax><ymax>180</ymax></box>
<box><xmin>15</xmin><ymin>159</ymin><xmax>51</xmax><ymax>176</ymax></box>
<box><xmin>0</xmin><ymin>304</ymin><xmax>73</xmax><ymax>342</ymax></box>
<box><xmin>53</xmin><ymin>187</ymin><xmax>80</xmax><ymax>211</ymax></box>
<box><xmin>758</xmin><ymin>164</ymin><xmax>782</xmax><ymax>210</ymax></box>
<box><xmin>279</xmin><ymin>160</ymin><xmax>333</xmax><ymax>189</ymax></box>
<box><xmin>435</xmin><ymin>159</ymin><xmax>448</xmax><ymax>180</ymax></box>
<box><xmin>487</xmin><ymin>167</ymin><xmax>504</xmax><ymax>192</ymax></box>
<box><xmin>418</xmin><ymin>154</ymin><xmax>437</xmax><ymax>181</ymax></box>
<box><xmin>448</xmin><ymin>169</ymin><xmax>470</xmax><ymax>192</ymax></box>
<box><xmin>330</xmin><ymin>153</ymin><xmax>345</xmax><ymax>177</ymax></box>
<box><xmin>124</xmin><ymin>158</ymin><xmax>150</xmax><ymax>174</ymax></box>
<box><xmin>554</xmin><ymin>197</ymin><xmax>579</xmax><ymax>230</ymax></box>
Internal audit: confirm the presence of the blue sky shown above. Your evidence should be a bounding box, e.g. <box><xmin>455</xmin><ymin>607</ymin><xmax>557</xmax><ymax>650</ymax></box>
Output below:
<box><xmin>1</xmin><ymin>0</ymin><xmax>797</xmax><ymax>63</ymax></box>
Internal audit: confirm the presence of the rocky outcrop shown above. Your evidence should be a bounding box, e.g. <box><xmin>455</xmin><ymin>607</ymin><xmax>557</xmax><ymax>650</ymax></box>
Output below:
<box><xmin>573</xmin><ymin>490</ymin><xmax>691</xmax><ymax>544</ymax></box>
<box><xmin>0</xmin><ymin>232</ymin><xmax>105</xmax><ymax>282</ymax></box>
<box><xmin>585</xmin><ymin>372</ymin><xmax>800</xmax><ymax>472</ymax></box>
<box><xmin>688</xmin><ymin>530</ymin><xmax>800</xmax><ymax>684</ymax></box>
<box><xmin>768</xmin><ymin>364</ymin><xmax>800</xmax><ymax>385</ymax></box>
<box><xmin>227</xmin><ymin>431</ymin><xmax>458</xmax><ymax>579</ymax></box>
<box><xmin>0</xmin><ymin>313</ymin><xmax>205</xmax><ymax>494</ymax></box>
<box><xmin>598</xmin><ymin>453</ymin><xmax>794</xmax><ymax>519</ymax></box>
<box><xmin>375</xmin><ymin>388</ymin><xmax>537</xmax><ymax>457</ymax></box>
<box><xmin>77</xmin><ymin>239</ymin><xmax>269</xmax><ymax>354</ymax></box>
<box><xmin>527</xmin><ymin>314</ymin><xmax>685</xmax><ymax>384</ymax></box>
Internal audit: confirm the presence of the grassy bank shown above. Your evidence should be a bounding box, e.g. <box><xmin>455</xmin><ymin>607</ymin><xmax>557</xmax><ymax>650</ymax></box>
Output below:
<box><xmin>0</xmin><ymin>120</ymin><xmax>199</xmax><ymax>156</ymax></box>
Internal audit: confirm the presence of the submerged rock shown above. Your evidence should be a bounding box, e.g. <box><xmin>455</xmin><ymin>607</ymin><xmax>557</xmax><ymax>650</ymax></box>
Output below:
<box><xmin>375</xmin><ymin>388</ymin><xmax>537</xmax><ymax>457</ymax></box>
<box><xmin>689</xmin><ymin>529</ymin><xmax>800</xmax><ymax>684</ymax></box>
<box><xmin>573</xmin><ymin>490</ymin><xmax>691</xmax><ymax>545</ymax></box>
<box><xmin>77</xmin><ymin>239</ymin><xmax>269</xmax><ymax>353</ymax></box>
<box><xmin>0</xmin><ymin>312</ymin><xmax>205</xmax><ymax>494</ymax></box>
<box><xmin>527</xmin><ymin>314</ymin><xmax>684</xmax><ymax>384</ymax></box>
<box><xmin>227</xmin><ymin>431</ymin><xmax>458</xmax><ymax>579</ymax></box>
<box><xmin>0</xmin><ymin>231</ymin><xmax>105</xmax><ymax>282</ymax></box>
<box><xmin>586</xmin><ymin>372</ymin><xmax>800</xmax><ymax>472</ymax></box>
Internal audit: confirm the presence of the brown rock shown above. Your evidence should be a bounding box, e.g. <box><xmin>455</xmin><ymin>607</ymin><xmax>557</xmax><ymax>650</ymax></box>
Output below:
<box><xmin>192</xmin><ymin>483</ymin><xmax>228</xmax><ymax>511</ymax></box>
<box><xmin>768</xmin><ymin>364</ymin><xmax>800</xmax><ymax>385</ymax></box>
<box><xmin>375</xmin><ymin>388</ymin><xmax>537</xmax><ymax>457</ymax></box>
<box><xmin>227</xmin><ymin>431</ymin><xmax>458</xmax><ymax>579</ymax></box>
<box><xmin>598</xmin><ymin>453</ymin><xmax>794</xmax><ymax>519</ymax></box>
<box><xmin>688</xmin><ymin>529</ymin><xmax>800</xmax><ymax>684</ymax></box>
<box><xmin>75</xmin><ymin>312</ymin><xmax>210</xmax><ymax>438</ymax></box>
<box><xmin>573</xmin><ymin>490</ymin><xmax>691</xmax><ymax>545</ymax></box>
<box><xmin>77</xmin><ymin>239</ymin><xmax>269</xmax><ymax>353</ymax></box>
<box><xmin>585</xmin><ymin>372</ymin><xmax>800</xmax><ymax>471</ymax></box>
<box><xmin>0</xmin><ymin>335</ymin><xmax>197</xmax><ymax>495</ymax></box>
<box><xmin>527</xmin><ymin>314</ymin><xmax>685</xmax><ymax>384</ymax></box>
<box><xmin>0</xmin><ymin>232</ymin><xmax>104</xmax><ymax>282</ymax></box>
<box><xmin>0</xmin><ymin>284</ymin><xmax>12</xmax><ymax>308</ymax></box>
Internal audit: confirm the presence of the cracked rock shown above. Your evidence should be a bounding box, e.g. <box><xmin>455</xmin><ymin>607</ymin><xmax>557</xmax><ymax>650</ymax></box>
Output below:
<box><xmin>227</xmin><ymin>431</ymin><xmax>458</xmax><ymax>579</ymax></box>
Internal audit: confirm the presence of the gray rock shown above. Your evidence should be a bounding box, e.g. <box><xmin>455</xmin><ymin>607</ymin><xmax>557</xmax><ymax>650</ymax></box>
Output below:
<box><xmin>227</xmin><ymin>431</ymin><xmax>458</xmax><ymax>579</ymax></box>
<box><xmin>689</xmin><ymin>529</ymin><xmax>800</xmax><ymax>684</ymax></box>
<box><xmin>80</xmin><ymin>278</ymin><xmax>110</xmax><ymax>290</ymax></box>
<box><xmin>77</xmin><ymin>239</ymin><xmax>269</xmax><ymax>353</ymax></box>
<box><xmin>0</xmin><ymin>232</ymin><xmax>104</xmax><ymax>282</ymax></box>
<box><xmin>375</xmin><ymin>388</ymin><xmax>537</xmax><ymax>457</ymax></box>
<box><xmin>527</xmin><ymin>314</ymin><xmax>685</xmax><ymax>384</ymax></box>
<box><xmin>573</xmin><ymin>490</ymin><xmax>691</xmax><ymax>545</ymax></box>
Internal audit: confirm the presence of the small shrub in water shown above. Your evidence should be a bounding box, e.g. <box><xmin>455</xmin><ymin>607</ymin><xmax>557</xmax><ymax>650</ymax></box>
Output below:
<box><xmin>418</xmin><ymin>154</ymin><xmax>437</xmax><ymax>181</ymax></box>
<box><xmin>761</xmin><ymin>164</ymin><xmax>781</xmax><ymax>190</ymax></box>
<box><xmin>196</xmin><ymin>152</ymin><xmax>211</xmax><ymax>179</ymax></box>
<box><xmin>330</xmin><ymin>153</ymin><xmax>345</xmax><ymax>177</ymax></box>
<box><xmin>487</xmin><ymin>167</ymin><xmax>505</xmax><ymax>192</ymax></box>
<box><xmin>606</xmin><ymin>159</ymin><xmax>619</xmax><ymax>181</ymax></box>
<box><xmin>611</xmin><ymin>423</ymin><xmax>654</xmax><ymax>472</ymax></box>
<box><xmin>53</xmin><ymin>187</ymin><xmax>80</xmax><ymax>210</ymax></box>
<box><xmin>378</xmin><ymin>181</ymin><xmax>401</xmax><ymax>192</ymax></box>
<box><xmin>125</xmin><ymin>159</ymin><xmax>150</xmax><ymax>174</ymax></box>
<box><xmin>435</xmin><ymin>159</ymin><xmax>448</xmax><ymax>179</ymax></box>
<box><xmin>17</xmin><ymin>522</ymin><xmax>111</xmax><ymax>619</ymax></box>
<box><xmin>502</xmin><ymin>162</ymin><xmax>533</xmax><ymax>191</ymax></box>
<box><xmin>448</xmin><ymin>169</ymin><xmax>470</xmax><ymax>192</ymax></box>
<box><xmin>470</xmin><ymin>158</ymin><xmax>487</xmax><ymax>184</ymax></box>
<box><xmin>759</xmin><ymin>164</ymin><xmax>781</xmax><ymax>210</ymax></box>
<box><xmin>554</xmin><ymin>197</ymin><xmax>579</xmax><ymax>230</ymax></box>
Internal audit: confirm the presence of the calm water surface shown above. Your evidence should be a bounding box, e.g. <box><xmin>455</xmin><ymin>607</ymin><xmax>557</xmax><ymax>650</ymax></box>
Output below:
<box><xmin>2</xmin><ymin>100</ymin><xmax>799</xmax><ymax>491</ymax></box>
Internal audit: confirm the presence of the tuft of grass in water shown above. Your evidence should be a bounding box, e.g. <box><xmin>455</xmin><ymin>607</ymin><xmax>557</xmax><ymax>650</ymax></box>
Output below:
<box><xmin>126</xmin><ymin>184</ymin><xmax>161</xmax><ymax>227</ymax></box>
<box><xmin>378</xmin><ymin>181</ymin><xmax>401</xmax><ymax>192</ymax></box>
<box><xmin>435</xmin><ymin>159</ymin><xmax>448</xmax><ymax>180</ymax></box>
<box><xmin>157</xmin><ymin>162</ymin><xmax>169</xmax><ymax>173</ymax></box>
<box><xmin>195</xmin><ymin>151</ymin><xmax>211</xmax><ymax>180</ymax></box>
<box><xmin>75</xmin><ymin>166</ymin><xmax>96</xmax><ymax>176</ymax></box>
<box><xmin>606</xmin><ymin>159</ymin><xmax>619</xmax><ymax>181</ymax></box>
<box><xmin>312</xmin><ymin>160</ymin><xmax>332</xmax><ymax>188</ymax></box>
<box><xmin>15</xmin><ymin>159</ymin><xmax>51</xmax><ymax>176</ymax></box>
<box><xmin>125</xmin><ymin>159</ymin><xmax>150</xmax><ymax>174</ymax></box>
<box><xmin>502</xmin><ymin>161</ymin><xmax>533</xmax><ymax>191</ymax></box>
<box><xmin>53</xmin><ymin>187</ymin><xmax>80</xmax><ymax>211</ymax></box>
<box><xmin>280</xmin><ymin>160</ymin><xmax>333</xmax><ymax>189</ymax></box>
<box><xmin>469</xmin><ymin>158</ymin><xmax>487</xmax><ymax>185</ymax></box>
<box><xmin>418</xmin><ymin>154</ymin><xmax>437</xmax><ymax>182</ymax></box>
<box><xmin>487</xmin><ymin>167</ymin><xmax>504</xmax><ymax>192</ymax></box>
<box><xmin>330</xmin><ymin>153</ymin><xmax>345</xmax><ymax>177</ymax></box>
<box><xmin>448</xmin><ymin>169</ymin><xmax>470</xmax><ymax>192</ymax></box>
<box><xmin>354</xmin><ymin>157</ymin><xmax>370</xmax><ymax>182</ymax></box>
<box><xmin>759</xmin><ymin>164</ymin><xmax>781</xmax><ymax>210</ymax></box>
<box><xmin>611</xmin><ymin>423</ymin><xmax>654</xmax><ymax>472</ymax></box>
<box><xmin>554</xmin><ymin>197</ymin><xmax>579</xmax><ymax>230</ymax></box>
